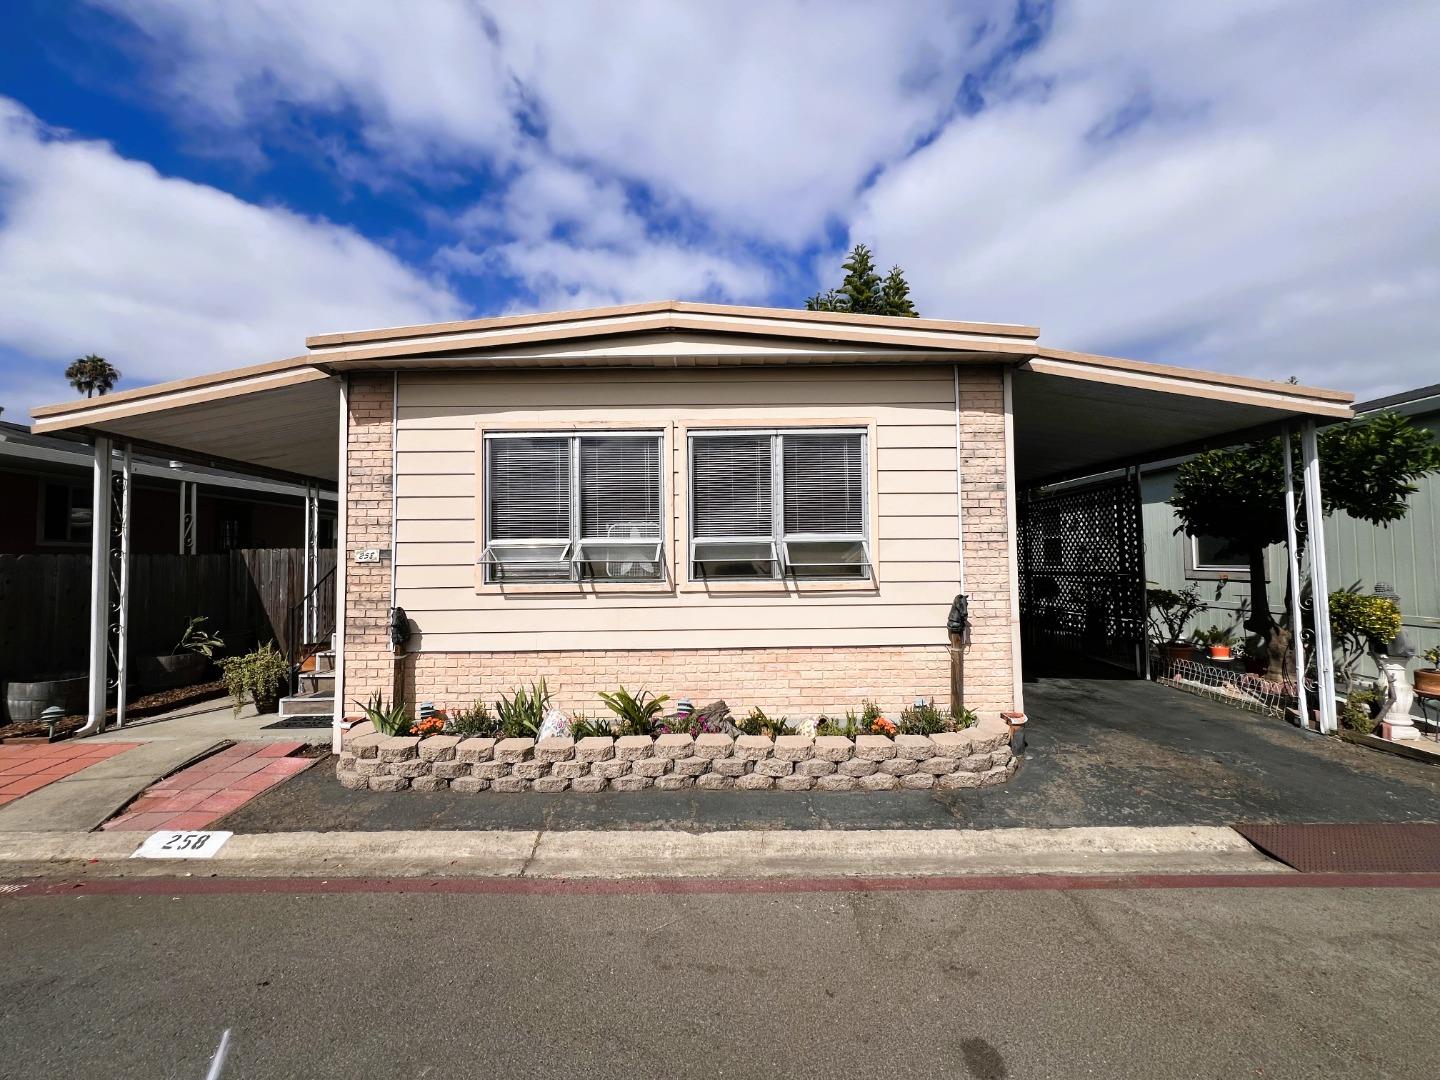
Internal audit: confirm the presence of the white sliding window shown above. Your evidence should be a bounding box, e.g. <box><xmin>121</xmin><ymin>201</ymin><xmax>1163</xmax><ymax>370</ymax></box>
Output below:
<box><xmin>689</xmin><ymin>429</ymin><xmax>870</xmax><ymax>581</ymax></box>
<box><xmin>481</xmin><ymin>432</ymin><xmax>663</xmax><ymax>583</ymax></box>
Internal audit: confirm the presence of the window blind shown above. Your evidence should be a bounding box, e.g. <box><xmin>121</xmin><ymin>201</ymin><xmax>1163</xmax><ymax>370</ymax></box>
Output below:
<box><xmin>691</xmin><ymin>434</ymin><xmax>772</xmax><ymax>537</ymax></box>
<box><xmin>486</xmin><ymin>437</ymin><xmax>570</xmax><ymax>540</ymax></box>
<box><xmin>783</xmin><ymin>432</ymin><xmax>864</xmax><ymax>535</ymax></box>
<box><xmin>580</xmin><ymin>436</ymin><xmax>661</xmax><ymax>538</ymax></box>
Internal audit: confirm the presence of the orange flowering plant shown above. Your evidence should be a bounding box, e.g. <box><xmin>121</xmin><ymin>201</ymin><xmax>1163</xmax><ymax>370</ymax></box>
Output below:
<box><xmin>414</xmin><ymin>715</ymin><xmax>446</xmax><ymax>738</ymax></box>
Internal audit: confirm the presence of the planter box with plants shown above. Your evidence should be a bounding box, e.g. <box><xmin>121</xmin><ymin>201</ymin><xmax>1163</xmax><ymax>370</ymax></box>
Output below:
<box><xmin>336</xmin><ymin>685</ymin><xmax>1020</xmax><ymax>793</ymax></box>
<box><xmin>218</xmin><ymin>642</ymin><xmax>290</xmax><ymax>716</ymax></box>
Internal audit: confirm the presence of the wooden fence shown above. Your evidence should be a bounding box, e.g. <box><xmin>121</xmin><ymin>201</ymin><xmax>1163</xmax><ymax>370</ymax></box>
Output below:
<box><xmin>0</xmin><ymin>548</ymin><xmax>336</xmax><ymax>681</ymax></box>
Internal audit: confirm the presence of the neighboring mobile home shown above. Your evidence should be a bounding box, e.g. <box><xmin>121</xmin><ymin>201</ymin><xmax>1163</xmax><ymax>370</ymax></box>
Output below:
<box><xmin>1140</xmin><ymin>382</ymin><xmax>1440</xmax><ymax>677</ymax></box>
<box><xmin>27</xmin><ymin>303</ymin><xmax>1353</xmax><ymax>741</ymax></box>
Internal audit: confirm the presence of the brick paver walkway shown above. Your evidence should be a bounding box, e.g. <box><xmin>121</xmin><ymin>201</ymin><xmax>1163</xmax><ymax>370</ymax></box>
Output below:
<box><xmin>102</xmin><ymin>741</ymin><xmax>314</xmax><ymax>832</ymax></box>
<box><xmin>0</xmin><ymin>742</ymin><xmax>140</xmax><ymax>807</ymax></box>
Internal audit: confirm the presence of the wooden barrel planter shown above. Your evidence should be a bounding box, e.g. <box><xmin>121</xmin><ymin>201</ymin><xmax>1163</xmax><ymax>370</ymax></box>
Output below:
<box><xmin>135</xmin><ymin>652</ymin><xmax>210</xmax><ymax>690</ymax></box>
<box><xmin>4</xmin><ymin>675</ymin><xmax>88</xmax><ymax>723</ymax></box>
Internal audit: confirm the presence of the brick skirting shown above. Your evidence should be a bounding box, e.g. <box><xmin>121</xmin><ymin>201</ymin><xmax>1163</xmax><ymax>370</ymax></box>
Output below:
<box><xmin>337</xmin><ymin>716</ymin><xmax>1018</xmax><ymax>793</ymax></box>
<box><xmin>400</xmin><ymin>644</ymin><xmax>1010</xmax><ymax>726</ymax></box>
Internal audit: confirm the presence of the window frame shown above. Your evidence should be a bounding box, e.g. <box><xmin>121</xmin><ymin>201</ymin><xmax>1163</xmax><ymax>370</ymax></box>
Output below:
<box><xmin>38</xmin><ymin>480</ymin><xmax>93</xmax><ymax>548</ymax></box>
<box><xmin>476</xmin><ymin>426</ymin><xmax>670</xmax><ymax>592</ymax></box>
<box><xmin>682</xmin><ymin>422</ymin><xmax>877</xmax><ymax>590</ymax></box>
<box><xmin>1184</xmin><ymin>532</ymin><xmax>1253</xmax><ymax>581</ymax></box>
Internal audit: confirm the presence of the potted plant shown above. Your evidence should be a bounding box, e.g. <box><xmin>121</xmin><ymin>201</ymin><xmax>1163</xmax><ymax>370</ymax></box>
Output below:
<box><xmin>1147</xmin><ymin>585</ymin><xmax>1208</xmax><ymax>662</ymax></box>
<box><xmin>1328</xmin><ymin>590</ymin><xmax>1402</xmax><ymax>694</ymax></box>
<box><xmin>217</xmin><ymin>641</ymin><xmax>289</xmax><ymax>716</ymax></box>
<box><xmin>138</xmin><ymin>616</ymin><xmax>224</xmax><ymax>689</ymax></box>
<box><xmin>1196</xmin><ymin>624</ymin><xmax>1239</xmax><ymax>661</ymax></box>
<box><xmin>1416</xmin><ymin>646</ymin><xmax>1440</xmax><ymax>697</ymax></box>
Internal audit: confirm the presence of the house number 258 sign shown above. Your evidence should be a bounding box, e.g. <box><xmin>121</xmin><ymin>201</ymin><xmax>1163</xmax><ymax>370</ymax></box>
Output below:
<box><xmin>132</xmin><ymin>830</ymin><xmax>233</xmax><ymax>859</ymax></box>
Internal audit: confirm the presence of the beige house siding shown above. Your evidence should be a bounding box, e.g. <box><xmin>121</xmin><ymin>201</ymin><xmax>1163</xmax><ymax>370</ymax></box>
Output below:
<box><xmin>349</xmin><ymin>363</ymin><xmax>1015</xmax><ymax>719</ymax></box>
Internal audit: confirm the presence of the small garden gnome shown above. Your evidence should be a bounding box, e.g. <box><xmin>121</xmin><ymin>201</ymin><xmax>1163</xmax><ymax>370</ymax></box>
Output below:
<box><xmin>1372</xmin><ymin>584</ymin><xmax>1418</xmax><ymax>739</ymax></box>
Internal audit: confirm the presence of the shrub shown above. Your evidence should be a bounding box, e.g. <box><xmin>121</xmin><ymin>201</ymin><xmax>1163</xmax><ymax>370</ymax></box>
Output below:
<box><xmin>1339</xmin><ymin>689</ymin><xmax>1381</xmax><ymax>735</ymax></box>
<box><xmin>447</xmin><ymin>701</ymin><xmax>500</xmax><ymax>739</ymax></box>
<box><xmin>1329</xmin><ymin>591</ymin><xmax>1403</xmax><ymax>689</ymax></box>
<box><xmin>354</xmin><ymin>693</ymin><xmax>412</xmax><ymax>737</ymax></box>
<box><xmin>1147</xmin><ymin>584</ymin><xmax>1207</xmax><ymax>644</ymax></box>
<box><xmin>897</xmin><ymin>701</ymin><xmax>949</xmax><ymax>735</ymax></box>
<box><xmin>495</xmin><ymin>680</ymin><xmax>551</xmax><ymax>739</ymax></box>
<box><xmin>217</xmin><ymin>641</ymin><xmax>289</xmax><ymax>716</ymax></box>
<box><xmin>1423</xmin><ymin>646</ymin><xmax>1440</xmax><ymax>670</ymax></box>
<box><xmin>816</xmin><ymin>710</ymin><xmax>863</xmax><ymax>738</ymax></box>
<box><xmin>736</xmin><ymin>707</ymin><xmax>795</xmax><ymax>738</ymax></box>
<box><xmin>598</xmin><ymin>686</ymin><xmax>670</xmax><ymax>737</ymax></box>
<box><xmin>569</xmin><ymin>713</ymin><xmax>615</xmax><ymax>740</ymax></box>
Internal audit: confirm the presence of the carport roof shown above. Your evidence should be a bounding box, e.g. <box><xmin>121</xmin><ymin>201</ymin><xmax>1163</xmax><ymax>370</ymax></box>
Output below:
<box><xmin>29</xmin><ymin>300</ymin><xmax>1352</xmax><ymax>484</ymax></box>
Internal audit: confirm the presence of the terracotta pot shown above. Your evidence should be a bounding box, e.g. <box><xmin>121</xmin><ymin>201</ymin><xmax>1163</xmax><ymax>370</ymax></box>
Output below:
<box><xmin>1414</xmin><ymin>667</ymin><xmax>1440</xmax><ymax>697</ymax></box>
<box><xmin>1165</xmin><ymin>643</ymin><xmax>1196</xmax><ymax>663</ymax></box>
<box><xmin>1207</xmin><ymin>645</ymin><xmax>1232</xmax><ymax>661</ymax></box>
<box><xmin>1002</xmin><ymin>711</ymin><xmax>1027</xmax><ymax>755</ymax></box>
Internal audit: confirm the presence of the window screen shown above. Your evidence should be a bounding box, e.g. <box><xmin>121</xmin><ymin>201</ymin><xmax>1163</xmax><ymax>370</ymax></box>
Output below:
<box><xmin>483</xmin><ymin>433</ymin><xmax>663</xmax><ymax>583</ymax></box>
<box><xmin>689</xmin><ymin>429</ymin><xmax>870</xmax><ymax>581</ymax></box>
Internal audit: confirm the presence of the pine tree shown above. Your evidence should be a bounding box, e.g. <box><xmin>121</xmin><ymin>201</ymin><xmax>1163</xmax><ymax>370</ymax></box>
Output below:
<box><xmin>838</xmin><ymin>243</ymin><xmax>883</xmax><ymax>314</ymax></box>
<box><xmin>804</xmin><ymin>244</ymin><xmax>919</xmax><ymax>317</ymax></box>
<box><xmin>880</xmin><ymin>266</ymin><xmax>917</xmax><ymax>317</ymax></box>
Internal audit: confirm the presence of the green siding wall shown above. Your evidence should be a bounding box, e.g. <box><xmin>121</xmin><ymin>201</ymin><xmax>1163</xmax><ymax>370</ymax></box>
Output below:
<box><xmin>1141</xmin><ymin>412</ymin><xmax>1440</xmax><ymax>677</ymax></box>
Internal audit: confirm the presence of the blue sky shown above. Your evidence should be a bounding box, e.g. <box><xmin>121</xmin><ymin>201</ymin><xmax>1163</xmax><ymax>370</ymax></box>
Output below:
<box><xmin>1</xmin><ymin>1</ymin><xmax>1437</xmax><ymax>420</ymax></box>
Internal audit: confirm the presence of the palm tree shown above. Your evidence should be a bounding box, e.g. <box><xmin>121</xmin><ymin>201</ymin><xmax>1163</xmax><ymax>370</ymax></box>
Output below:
<box><xmin>64</xmin><ymin>354</ymin><xmax>121</xmax><ymax>398</ymax></box>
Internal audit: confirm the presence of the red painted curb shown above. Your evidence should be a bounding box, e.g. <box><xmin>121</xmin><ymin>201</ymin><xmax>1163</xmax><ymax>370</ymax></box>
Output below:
<box><xmin>6</xmin><ymin>871</ymin><xmax>1440</xmax><ymax>899</ymax></box>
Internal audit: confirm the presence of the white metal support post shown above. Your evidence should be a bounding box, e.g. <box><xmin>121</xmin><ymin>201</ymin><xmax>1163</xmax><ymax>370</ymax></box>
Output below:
<box><xmin>301</xmin><ymin>483</ymin><xmax>315</xmax><ymax>643</ymax></box>
<box><xmin>1280</xmin><ymin>427</ymin><xmax>1309</xmax><ymax>728</ymax></box>
<box><xmin>332</xmin><ymin>377</ymin><xmax>349</xmax><ymax>753</ymax></box>
<box><xmin>113</xmin><ymin>444</ymin><xmax>133</xmax><ymax>728</ymax></box>
<box><xmin>1300</xmin><ymin>421</ymin><xmax>1338</xmax><ymax>734</ymax></box>
<box><xmin>84</xmin><ymin>436</ymin><xmax>114</xmax><ymax>736</ymax></box>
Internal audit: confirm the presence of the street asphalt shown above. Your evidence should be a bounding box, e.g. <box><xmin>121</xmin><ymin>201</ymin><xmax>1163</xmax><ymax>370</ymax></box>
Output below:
<box><xmin>220</xmin><ymin>672</ymin><xmax>1440</xmax><ymax>832</ymax></box>
<box><xmin>2</xmin><ymin>882</ymin><xmax>1436</xmax><ymax>1078</ymax></box>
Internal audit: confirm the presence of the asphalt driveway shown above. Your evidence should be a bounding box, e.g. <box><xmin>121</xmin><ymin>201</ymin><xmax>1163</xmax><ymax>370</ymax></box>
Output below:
<box><xmin>220</xmin><ymin>670</ymin><xmax>1440</xmax><ymax>833</ymax></box>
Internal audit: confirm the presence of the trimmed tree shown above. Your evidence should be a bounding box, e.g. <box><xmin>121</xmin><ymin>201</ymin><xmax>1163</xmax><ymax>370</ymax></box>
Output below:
<box><xmin>1170</xmin><ymin>411</ymin><xmax>1440</xmax><ymax>677</ymax></box>
<box><xmin>65</xmin><ymin>354</ymin><xmax>121</xmax><ymax>398</ymax></box>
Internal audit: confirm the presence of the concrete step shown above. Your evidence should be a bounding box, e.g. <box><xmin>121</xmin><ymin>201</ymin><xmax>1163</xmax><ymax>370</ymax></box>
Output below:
<box><xmin>309</xmin><ymin>650</ymin><xmax>336</xmax><ymax>673</ymax></box>
<box><xmin>299</xmin><ymin>670</ymin><xmax>335</xmax><ymax>694</ymax></box>
<box><xmin>279</xmin><ymin>691</ymin><xmax>333</xmax><ymax>717</ymax></box>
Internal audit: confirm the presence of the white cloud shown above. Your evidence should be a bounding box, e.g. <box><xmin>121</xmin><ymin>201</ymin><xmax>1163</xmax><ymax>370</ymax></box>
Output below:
<box><xmin>0</xmin><ymin>98</ymin><xmax>465</xmax><ymax>418</ymax></box>
<box><xmin>54</xmin><ymin>2</ymin><xmax>1440</xmax><ymax>395</ymax></box>
<box><xmin>439</xmin><ymin>156</ymin><xmax>772</xmax><ymax>309</ymax></box>
<box><xmin>96</xmin><ymin>0</ymin><xmax>1015</xmax><ymax>246</ymax></box>
<box><xmin>851</xmin><ymin>1</ymin><xmax>1440</xmax><ymax>395</ymax></box>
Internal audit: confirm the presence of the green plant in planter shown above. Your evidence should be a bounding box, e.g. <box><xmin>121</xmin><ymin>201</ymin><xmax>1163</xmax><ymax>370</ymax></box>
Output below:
<box><xmin>598</xmin><ymin>685</ymin><xmax>670</xmax><ymax>737</ymax></box>
<box><xmin>217</xmin><ymin>642</ymin><xmax>289</xmax><ymax>716</ymax></box>
<box><xmin>736</xmin><ymin>707</ymin><xmax>795</xmax><ymax>738</ymax></box>
<box><xmin>174</xmin><ymin>615</ymin><xmax>224</xmax><ymax>658</ymax></box>
<box><xmin>898</xmin><ymin>701</ymin><xmax>954</xmax><ymax>735</ymax></box>
<box><xmin>816</xmin><ymin>710</ymin><xmax>862</xmax><ymax>737</ymax></box>
<box><xmin>496</xmin><ymin>680</ymin><xmax>551</xmax><ymax>739</ymax></box>
<box><xmin>355</xmin><ymin>693</ymin><xmax>412</xmax><ymax>736</ymax></box>
<box><xmin>569</xmin><ymin>713</ymin><xmax>615</xmax><ymax>739</ymax></box>
<box><xmin>1328</xmin><ymin>590</ymin><xmax>1402</xmax><ymax>691</ymax></box>
<box><xmin>1147</xmin><ymin>585</ymin><xmax>1207</xmax><ymax>645</ymax></box>
<box><xmin>447</xmin><ymin>700</ymin><xmax>499</xmax><ymax>739</ymax></box>
<box><xmin>1422</xmin><ymin>646</ymin><xmax>1440</xmax><ymax>670</ymax></box>
<box><xmin>1339</xmin><ymin>687</ymin><xmax>1383</xmax><ymax>735</ymax></box>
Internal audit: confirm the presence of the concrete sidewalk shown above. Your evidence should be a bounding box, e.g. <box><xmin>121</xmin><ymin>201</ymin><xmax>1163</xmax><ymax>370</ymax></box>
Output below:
<box><xmin>0</xmin><ymin>824</ymin><xmax>1281</xmax><ymax>880</ymax></box>
<box><xmin>0</xmin><ymin>701</ymin><xmax>329</xmax><ymax>834</ymax></box>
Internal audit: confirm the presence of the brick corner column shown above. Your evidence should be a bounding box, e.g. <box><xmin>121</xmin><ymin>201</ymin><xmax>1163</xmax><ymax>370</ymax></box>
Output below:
<box><xmin>342</xmin><ymin>374</ymin><xmax>398</xmax><ymax>719</ymax></box>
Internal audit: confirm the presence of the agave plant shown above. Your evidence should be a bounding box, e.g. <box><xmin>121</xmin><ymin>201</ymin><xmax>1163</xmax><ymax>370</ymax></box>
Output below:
<box><xmin>355</xmin><ymin>693</ymin><xmax>412</xmax><ymax>737</ymax></box>
<box><xmin>495</xmin><ymin>680</ymin><xmax>551</xmax><ymax>739</ymax></box>
<box><xmin>597</xmin><ymin>686</ymin><xmax>670</xmax><ymax>737</ymax></box>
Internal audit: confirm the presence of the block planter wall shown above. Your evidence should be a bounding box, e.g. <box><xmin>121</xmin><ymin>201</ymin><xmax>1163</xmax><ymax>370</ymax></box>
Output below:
<box><xmin>337</xmin><ymin>715</ymin><xmax>1018</xmax><ymax>793</ymax></box>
